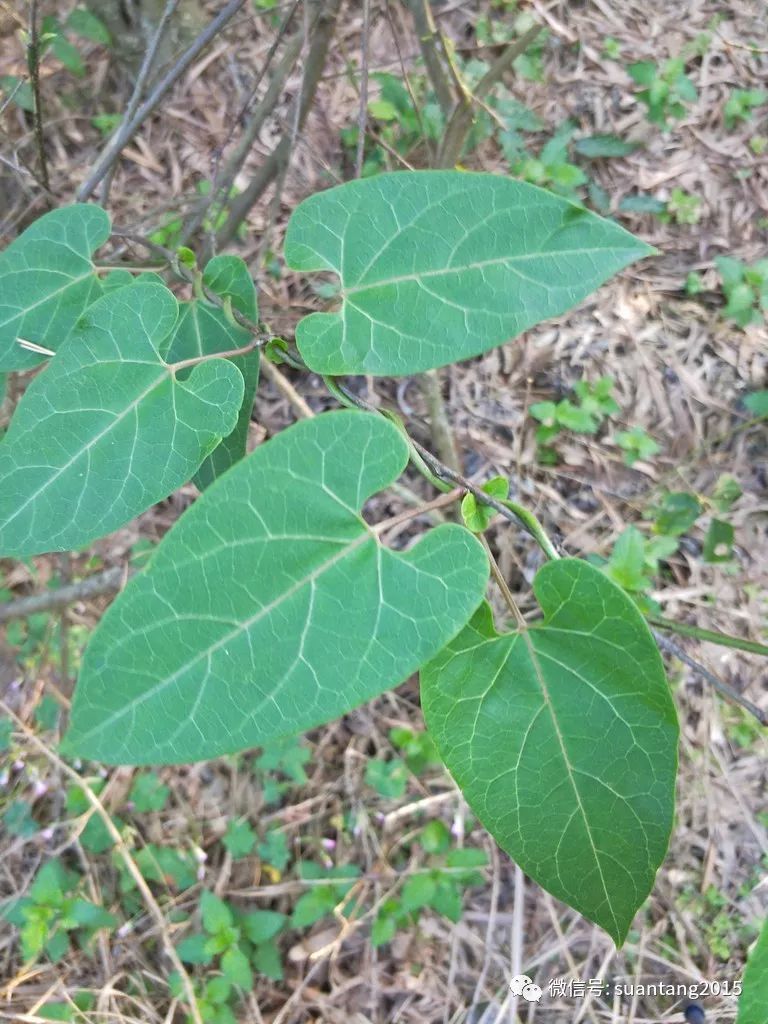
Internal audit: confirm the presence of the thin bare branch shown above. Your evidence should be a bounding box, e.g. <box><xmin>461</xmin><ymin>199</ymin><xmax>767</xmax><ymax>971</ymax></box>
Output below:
<box><xmin>653</xmin><ymin>630</ymin><xmax>767</xmax><ymax>726</ymax></box>
<box><xmin>408</xmin><ymin>0</ymin><xmax>454</xmax><ymax>118</ymax></box>
<box><xmin>0</xmin><ymin>566</ymin><xmax>130</xmax><ymax>624</ymax></box>
<box><xmin>437</xmin><ymin>23</ymin><xmax>542</xmax><ymax>168</ymax></box>
<box><xmin>355</xmin><ymin>0</ymin><xmax>372</xmax><ymax>177</ymax></box>
<box><xmin>77</xmin><ymin>0</ymin><xmax>247</xmax><ymax>201</ymax></box>
<box><xmin>27</xmin><ymin>0</ymin><xmax>50</xmax><ymax>192</ymax></box>
<box><xmin>99</xmin><ymin>0</ymin><xmax>182</xmax><ymax>204</ymax></box>
<box><xmin>213</xmin><ymin>0</ymin><xmax>342</xmax><ymax>250</ymax></box>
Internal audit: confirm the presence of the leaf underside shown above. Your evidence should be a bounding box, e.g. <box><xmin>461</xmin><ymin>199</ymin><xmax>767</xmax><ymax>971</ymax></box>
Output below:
<box><xmin>166</xmin><ymin>253</ymin><xmax>260</xmax><ymax>489</ymax></box>
<box><xmin>421</xmin><ymin>558</ymin><xmax>678</xmax><ymax>945</ymax></box>
<box><xmin>0</xmin><ymin>283</ymin><xmax>244</xmax><ymax>557</ymax></box>
<box><xmin>64</xmin><ymin>411</ymin><xmax>490</xmax><ymax>765</ymax></box>
<box><xmin>0</xmin><ymin>204</ymin><xmax>111</xmax><ymax>371</ymax></box>
<box><xmin>284</xmin><ymin>171</ymin><xmax>654</xmax><ymax>376</ymax></box>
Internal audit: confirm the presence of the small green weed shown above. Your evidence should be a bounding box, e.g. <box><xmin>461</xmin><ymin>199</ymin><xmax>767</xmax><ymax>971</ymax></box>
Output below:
<box><xmin>715</xmin><ymin>256</ymin><xmax>768</xmax><ymax>328</ymax></box>
<box><xmin>628</xmin><ymin>57</ymin><xmax>697</xmax><ymax>126</ymax></box>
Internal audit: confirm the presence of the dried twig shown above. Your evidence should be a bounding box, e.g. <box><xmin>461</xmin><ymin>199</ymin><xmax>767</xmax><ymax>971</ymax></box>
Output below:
<box><xmin>355</xmin><ymin>0</ymin><xmax>372</xmax><ymax>177</ymax></box>
<box><xmin>214</xmin><ymin>0</ymin><xmax>342</xmax><ymax>250</ymax></box>
<box><xmin>99</xmin><ymin>0</ymin><xmax>182</xmax><ymax>204</ymax></box>
<box><xmin>437</xmin><ymin>23</ymin><xmax>542</xmax><ymax>168</ymax></box>
<box><xmin>0</xmin><ymin>566</ymin><xmax>130</xmax><ymax>624</ymax></box>
<box><xmin>653</xmin><ymin>630</ymin><xmax>767</xmax><ymax>726</ymax></box>
<box><xmin>180</xmin><ymin>12</ymin><xmax>303</xmax><ymax>247</ymax></box>
<box><xmin>408</xmin><ymin>0</ymin><xmax>453</xmax><ymax>118</ymax></box>
<box><xmin>77</xmin><ymin>0</ymin><xmax>247</xmax><ymax>200</ymax></box>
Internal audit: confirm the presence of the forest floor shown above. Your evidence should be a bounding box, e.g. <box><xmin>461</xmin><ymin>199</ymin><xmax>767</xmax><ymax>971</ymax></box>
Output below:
<box><xmin>1</xmin><ymin>1</ymin><xmax>767</xmax><ymax>1022</ymax></box>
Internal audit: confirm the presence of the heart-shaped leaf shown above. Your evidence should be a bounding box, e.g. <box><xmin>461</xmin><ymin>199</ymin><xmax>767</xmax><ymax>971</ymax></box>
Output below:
<box><xmin>0</xmin><ymin>204</ymin><xmax>110</xmax><ymax>371</ymax></box>
<box><xmin>284</xmin><ymin>171</ymin><xmax>654</xmax><ymax>376</ymax></box>
<box><xmin>0</xmin><ymin>283</ymin><xmax>244</xmax><ymax>557</ymax></box>
<box><xmin>421</xmin><ymin>558</ymin><xmax>678</xmax><ymax>945</ymax></box>
<box><xmin>166</xmin><ymin>255</ymin><xmax>260</xmax><ymax>489</ymax></box>
<box><xmin>63</xmin><ymin>411</ymin><xmax>489</xmax><ymax>765</ymax></box>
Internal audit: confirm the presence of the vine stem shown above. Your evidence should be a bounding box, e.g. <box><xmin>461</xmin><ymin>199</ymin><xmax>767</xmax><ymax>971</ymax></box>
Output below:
<box><xmin>0</xmin><ymin>701</ymin><xmax>205</xmax><ymax>1024</ymax></box>
<box><xmin>647</xmin><ymin>615</ymin><xmax>768</xmax><ymax>657</ymax></box>
<box><xmin>651</xmin><ymin>632</ymin><xmax>767</xmax><ymax>726</ymax></box>
<box><xmin>27</xmin><ymin>0</ymin><xmax>50</xmax><ymax>192</ymax></box>
<box><xmin>479</xmin><ymin>534</ymin><xmax>526</xmax><ymax>630</ymax></box>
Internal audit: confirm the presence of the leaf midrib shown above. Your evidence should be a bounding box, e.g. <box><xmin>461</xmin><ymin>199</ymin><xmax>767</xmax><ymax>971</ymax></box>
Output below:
<box><xmin>520</xmin><ymin>628</ymin><xmax>621</xmax><ymax>939</ymax></box>
<box><xmin>343</xmin><ymin>245</ymin><xmax>639</xmax><ymax>297</ymax></box>
<box><xmin>74</xmin><ymin>524</ymin><xmax>379</xmax><ymax>745</ymax></box>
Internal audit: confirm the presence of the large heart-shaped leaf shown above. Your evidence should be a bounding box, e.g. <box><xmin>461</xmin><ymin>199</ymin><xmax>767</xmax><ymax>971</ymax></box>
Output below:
<box><xmin>421</xmin><ymin>558</ymin><xmax>678</xmax><ymax>945</ymax></box>
<box><xmin>0</xmin><ymin>283</ymin><xmax>244</xmax><ymax>557</ymax></box>
<box><xmin>63</xmin><ymin>411</ymin><xmax>489</xmax><ymax>765</ymax></box>
<box><xmin>0</xmin><ymin>204</ymin><xmax>110</xmax><ymax>371</ymax></box>
<box><xmin>166</xmin><ymin>256</ymin><xmax>260</xmax><ymax>489</ymax></box>
<box><xmin>284</xmin><ymin>171</ymin><xmax>654</xmax><ymax>376</ymax></box>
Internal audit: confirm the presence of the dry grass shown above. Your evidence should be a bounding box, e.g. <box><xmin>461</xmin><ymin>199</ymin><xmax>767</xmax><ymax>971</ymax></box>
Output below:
<box><xmin>1</xmin><ymin>0</ymin><xmax>767</xmax><ymax>1021</ymax></box>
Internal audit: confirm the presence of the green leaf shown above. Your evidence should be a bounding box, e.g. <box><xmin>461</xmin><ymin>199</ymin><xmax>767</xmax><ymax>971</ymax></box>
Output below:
<box><xmin>420</xmin><ymin>820</ymin><xmax>451</xmax><ymax>854</ymax></box>
<box><xmin>432</xmin><ymin>879</ymin><xmax>463</xmax><ymax>922</ymax></box>
<box><xmin>223</xmin><ymin>819</ymin><xmax>256</xmax><ymax>859</ymax></box>
<box><xmin>744</xmin><ymin>390</ymin><xmax>768</xmax><ymax>417</ymax></box>
<box><xmin>738</xmin><ymin>917</ymin><xmax>768</xmax><ymax>1024</ymax></box>
<box><xmin>30</xmin><ymin>861</ymin><xmax>78</xmax><ymax>907</ymax></box>
<box><xmin>177</xmin><ymin>933</ymin><xmax>213</xmax><ymax>964</ymax></box>
<box><xmin>461</xmin><ymin>476</ymin><xmax>508</xmax><ymax>532</ymax></box>
<box><xmin>703</xmin><ymin>519</ymin><xmax>734</xmax><ymax>563</ymax></box>
<box><xmin>619</xmin><ymin>194</ymin><xmax>666</xmax><ymax>215</ymax></box>
<box><xmin>4</xmin><ymin>799</ymin><xmax>37</xmax><ymax>838</ymax></box>
<box><xmin>400</xmin><ymin>873</ymin><xmax>436</xmax><ymax>912</ymax></box>
<box><xmin>240</xmin><ymin>910</ymin><xmax>285</xmax><ymax>944</ymax></box>
<box><xmin>66</xmin><ymin>8</ymin><xmax>111</xmax><ymax>44</ymax></box>
<box><xmin>202</xmin><ymin>255</ymin><xmax>258</xmax><ymax>320</ymax></box>
<box><xmin>0</xmin><ymin>283</ymin><xmax>244</xmax><ymax>556</ymax></box>
<box><xmin>652</xmin><ymin>491</ymin><xmax>701</xmax><ymax>536</ymax></box>
<box><xmin>628</xmin><ymin>61</ymin><xmax>657</xmax><ymax>86</ymax></box>
<box><xmin>165</xmin><ymin>289</ymin><xmax>259</xmax><ymax>490</ymax></box>
<box><xmin>0</xmin><ymin>205</ymin><xmax>110</xmax><ymax>371</ymax></box>
<box><xmin>38</xmin><ymin>1002</ymin><xmax>74</xmax><ymax>1022</ymax></box>
<box><xmin>201</xmin><ymin>891</ymin><xmax>234</xmax><ymax>934</ymax></box>
<box><xmin>284</xmin><ymin>171</ymin><xmax>653</xmax><ymax>375</ymax></box>
<box><xmin>64</xmin><ymin>411</ymin><xmax>488</xmax><ymax>764</ymax></box>
<box><xmin>131</xmin><ymin>845</ymin><xmax>197</xmax><ymax>890</ymax></box>
<box><xmin>291</xmin><ymin>888</ymin><xmax>336</xmax><ymax>928</ymax></box>
<box><xmin>128</xmin><ymin>771</ymin><xmax>169</xmax><ymax>812</ymax></box>
<box><xmin>221</xmin><ymin>945</ymin><xmax>253</xmax><ymax>989</ymax></box>
<box><xmin>68</xmin><ymin>898</ymin><xmax>116</xmax><ymax>930</ymax></box>
<box><xmin>371</xmin><ymin>913</ymin><xmax>396</xmax><ymax>947</ymax></box>
<box><xmin>422</xmin><ymin>558</ymin><xmax>678</xmax><ymax>945</ymax></box>
<box><xmin>605</xmin><ymin>527</ymin><xmax>652</xmax><ymax>592</ymax></box>
<box><xmin>365</xmin><ymin>757</ymin><xmax>408</xmax><ymax>798</ymax></box>
<box><xmin>574</xmin><ymin>135</ymin><xmax>639</xmax><ymax>159</ymax></box>
<box><xmin>252</xmin><ymin>937</ymin><xmax>283</xmax><ymax>980</ymax></box>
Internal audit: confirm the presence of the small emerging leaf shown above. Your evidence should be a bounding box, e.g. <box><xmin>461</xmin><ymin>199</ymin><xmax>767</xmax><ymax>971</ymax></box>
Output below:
<box><xmin>461</xmin><ymin>476</ymin><xmax>508</xmax><ymax>532</ymax></box>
